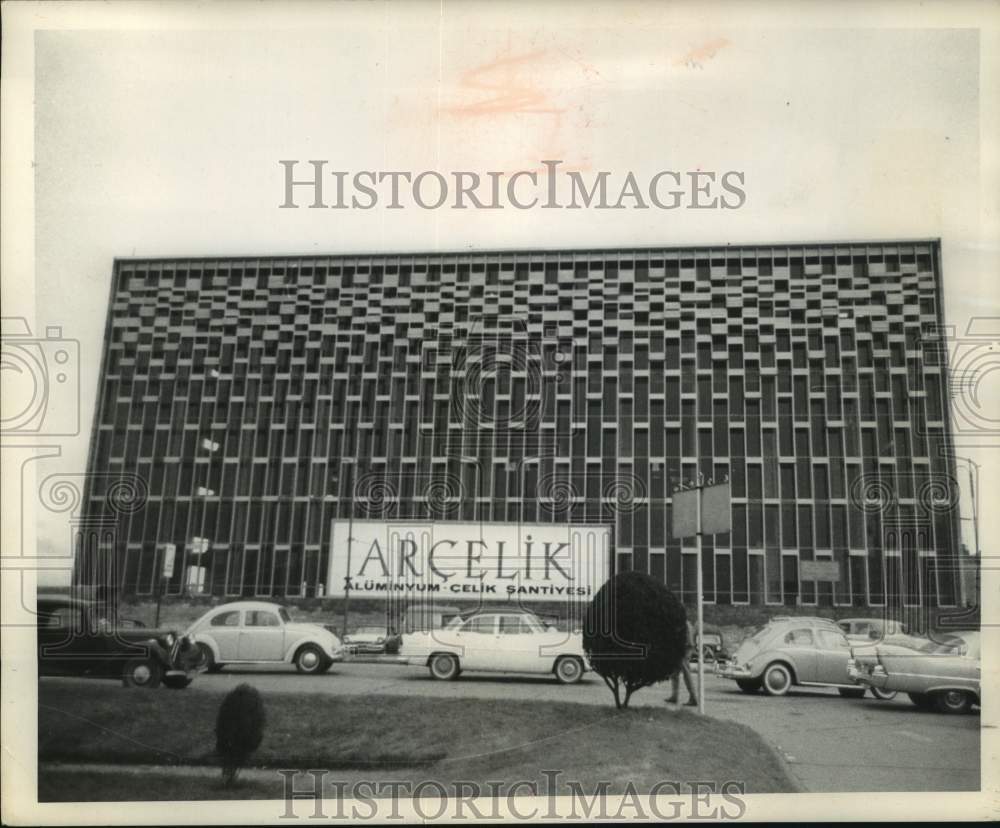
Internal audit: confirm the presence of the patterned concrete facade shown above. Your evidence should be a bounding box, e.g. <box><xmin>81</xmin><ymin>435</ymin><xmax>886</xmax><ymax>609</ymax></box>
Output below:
<box><xmin>77</xmin><ymin>241</ymin><xmax>963</xmax><ymax>607</ymax></box>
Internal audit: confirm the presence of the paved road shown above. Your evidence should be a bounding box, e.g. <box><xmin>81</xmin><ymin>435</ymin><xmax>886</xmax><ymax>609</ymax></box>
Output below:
<box><xmin>168</xmin><ymin>660</ymin><xmax>980</xmax><ymax>793</ymax></box>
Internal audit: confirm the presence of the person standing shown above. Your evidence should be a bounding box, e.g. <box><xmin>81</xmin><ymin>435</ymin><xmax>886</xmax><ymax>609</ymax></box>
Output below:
<box><xmin>667</xmin><ymin>618</ymin><xmax>699</xmax><ymax>706</ymax></box>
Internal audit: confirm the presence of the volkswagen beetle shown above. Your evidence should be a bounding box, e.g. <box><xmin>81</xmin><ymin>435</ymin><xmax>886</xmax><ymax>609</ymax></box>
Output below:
<box><xmin>718</xmin><ymin>616</ymin><xmax>892</xmax><ymax>699</ymax></box>
<box><xmin>187</xmin><ymin>601</ymin><xmax>344</xmax><ymax>674</ymax></box>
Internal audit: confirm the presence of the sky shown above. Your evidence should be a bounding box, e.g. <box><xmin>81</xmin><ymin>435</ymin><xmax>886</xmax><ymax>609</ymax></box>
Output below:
<box><xmin>2</xmin><ymin>1</ymin><xmax>998</xmax><ymax>587</ymax></box>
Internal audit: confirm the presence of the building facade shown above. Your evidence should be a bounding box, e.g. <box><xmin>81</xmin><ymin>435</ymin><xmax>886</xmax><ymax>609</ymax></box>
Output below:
<box><xmin>77</xmin><ymin>240</ymin><xmax>965</xmax><ymax>608</ymax></box>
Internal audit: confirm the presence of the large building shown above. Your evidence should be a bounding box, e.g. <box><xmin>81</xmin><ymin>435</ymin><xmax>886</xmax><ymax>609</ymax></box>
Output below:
<box><xmin>77</xmin><ymin>240</ymin><xmax>966</xmax><ymax>609</ymax></box>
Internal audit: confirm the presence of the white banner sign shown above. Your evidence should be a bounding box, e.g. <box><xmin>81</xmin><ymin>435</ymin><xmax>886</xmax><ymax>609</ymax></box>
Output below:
<box><xmin>326</xmin><ymin>520</ymin><xmax>612</xmax><ymax>601</ymax></box>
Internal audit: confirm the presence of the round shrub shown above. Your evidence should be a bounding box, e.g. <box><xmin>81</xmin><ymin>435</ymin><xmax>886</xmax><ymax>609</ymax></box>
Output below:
<box><xmin>583</xmin><ymin>571</ymin><xmax>688</xmax><ymax>708</ymax></box>
<box><xmin>215</xmin><ymin>683</ymin><xmax>266</xmax><ymax>785</ymax></box>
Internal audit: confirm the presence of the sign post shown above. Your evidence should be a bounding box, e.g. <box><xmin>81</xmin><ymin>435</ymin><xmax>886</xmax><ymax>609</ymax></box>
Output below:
<box><xmin>671</xmin><ymin>476</ymin><xmax>731</xmax><ymax>716</ymax></box>
<box><xmin>154</xmin><ymin>543</ymin><xmax>176</xmax><ymax>628</ymax></box>
<box><xmin>342</xmin><ymin>514</ymin><xmax>353</xmax><ymax>638</ymax></box>
<box><xmin>695</xmin><ymin>485</ymin><xmax>705</xmax><ymax>716</ymax></box>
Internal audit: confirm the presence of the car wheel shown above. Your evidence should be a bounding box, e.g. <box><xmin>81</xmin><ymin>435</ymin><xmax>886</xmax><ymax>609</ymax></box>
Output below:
<box><xmin>838</xmin><ymin>687</ymin><xmax>866</xmax><ymax>699</ymax></box>
<box><xmin>196</xmin><ymin>643</ymin><xmax>224</xmax><ymax>673</ymax></box>
<box><xmin>870</xmin><ymin>687</ymin><xmax>898</xmax><ymax>701</ymax></box>
<box><xmin>294</xmin><ymin>644</ymin><xmax>330</xmax><ymax>675</ymax></box>
<box><xmin>163</xmin><ymin>675</ymin><xmax>193</xmax><ymax>690</ymax></box>
<box><xmin>122</xmin><ymin>658</ymin><xmax>162</xmax><ymax>689</ymax></box>
<box><xmin>908</xmin><ymin>692</ymin><xmax>936</xmax><ymax>710</ymax></box>
<box><xmin>428</xmin><ymin>653</ymin><xmax>460</xmax><ymax>681</ymax></box>
<box><xmin>554</xmin><ymin>656</ymin><xmax>584</xmax><ymax>685</ymax></box>
<box><xmin>736</xmin><ymin>678</ymin><xmax>761</xmax><ymax>694</ymax></box>
<box><xmin>762</xmin><ymin>663</ymin><xmax>793</xmax><ymax>696</ymax></box>
<box><xmin>933</xmin><ymin>689</ymin><xmax>974</xmax><ymax>715</ymax></box>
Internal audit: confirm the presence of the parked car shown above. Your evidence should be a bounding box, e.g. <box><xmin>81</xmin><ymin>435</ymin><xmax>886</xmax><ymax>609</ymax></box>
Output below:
<box><xmin>400</xmin><ymin>607</ymin><xmax>590</xmax><ymax>684</ymax></box>
<box><xmin>717</xmin><ymin>616</ymin><xmax>892</xmax><ymax>699</ymax></box>
<box><xmin>837</xmin><ymin>617</ymin><xmax>924</xmax><ymax>649</ymax></box>
<box><xmin>690</xmin><ymin>625</ymin><xmax>729</xmax><ymax>664</ymax></box>
<box><xmin>117</xmin><ymin>617</ymin><xmax>147</xmax><ymax>628</ymax></box>
<box><xmin>37</xmin><ymin>594</ymin><xmax>196</xmax><ymax>689</ymax></box>
<box><xmin>186</xmin><ymin>601</ymin><xmax>344</xmax><ymax>674</ymax></box>
<box><xmin>344</xmin><ymin>627</ymin><xmax>402</xmax><ymax>655</ymax></box>
<box><xmin>847</xmin><ymin>630</ymin><xmax>980</xmax><ymax>713</ymax></box>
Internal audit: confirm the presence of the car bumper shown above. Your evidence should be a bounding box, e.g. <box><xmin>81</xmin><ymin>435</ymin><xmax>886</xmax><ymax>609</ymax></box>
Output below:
<box><xmin>717</xmin><ymin>662</ymin><xmax>753</xmax><ymax>680</ymax></box>
<box><xmin>848</xmin><ymin>664</ymin><xmax>886</xmax><ymax>688</ymax></box>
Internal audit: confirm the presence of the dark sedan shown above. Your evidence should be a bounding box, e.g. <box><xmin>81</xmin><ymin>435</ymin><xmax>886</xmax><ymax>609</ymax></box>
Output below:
<box><xmin>37</xmin><ymin>595</ymin><xmax>197</xmax><ymax>689</ymax></box>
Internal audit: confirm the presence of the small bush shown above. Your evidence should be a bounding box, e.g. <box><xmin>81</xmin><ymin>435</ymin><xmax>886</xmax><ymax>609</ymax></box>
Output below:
<box><xmin>583</xmin><ymin>572</ymin><xmax>688</xmax><ymax>708</ymax></box>
<box><xmin>215</xmin><ymin>684</ymin><xmax>266</xmax><ymax>785</ymax></box>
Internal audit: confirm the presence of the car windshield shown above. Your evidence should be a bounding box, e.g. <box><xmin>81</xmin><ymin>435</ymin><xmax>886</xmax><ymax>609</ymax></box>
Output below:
<box><xmin>905</xmin><ymin>636</ymin><xmax>965</xmax><ymax>655</ymax></box>
<box><xmin>278</xmin><ymin>607</ymin><xmax>291</xmax><ymax>623</ymax></box>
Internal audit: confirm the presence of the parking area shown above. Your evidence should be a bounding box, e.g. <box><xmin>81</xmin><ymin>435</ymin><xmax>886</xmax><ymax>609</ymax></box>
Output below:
<box><xmin>152</xmin><ymin>660</ymin><xmax>980</xmax><ymax>793</ymax></box>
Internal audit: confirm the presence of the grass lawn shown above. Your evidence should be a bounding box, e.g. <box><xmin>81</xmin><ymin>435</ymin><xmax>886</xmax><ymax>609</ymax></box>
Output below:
<box><xmin>38</xmin><ymin>680</ymin><xmax>796</xmax><ymax>799</ymax></box>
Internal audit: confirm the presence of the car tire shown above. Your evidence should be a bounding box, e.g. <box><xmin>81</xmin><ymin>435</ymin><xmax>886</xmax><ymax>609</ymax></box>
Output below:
<box><xmin>762</xmin><ymin>663</ymin><xmax>793</xmax><ymax>696</ymax></box>
<box><xmin>870</xmin><ymin>687</ymin><xmax>898</xmax><ymax>701</ymax></box>
<box><xmin>294</xmin><ymin>644</ymin><xmax>330</xmax><ymax>675</ymax></box>
<box><xmin>122</xmin><ymin>658</ymin><xmax>162</xmax><ymax>689</ymax></box>
<box><xmin>838</xmin><ymin>687</ymin><xmax>866</xmax><ymax>699</ymax></box>
<box><xmin>196</xmin><ymin>643</ymin><xmax>225</xmax><ymax>673</ymax></box>
<box><xmin>908</xmin><ymin>692</ymin><xmax>936</xmax><ymax>710</ymax></box>
<box><xmin>736</xmin><ymin>678</ymin><xmax>761</xmax><ymax>694</ymax></box>
<box><xmin>554</xmin><ymin>656</ymin><xmax>584</xmax><ymax>685</ymax></box>
<box><xmin>933</xmin><ymin>689</ymin><xmax>974</xmax><ymax>715</ymax></box>
<box><xmin>428</xmin><ymin>653</ymin><xmax>460</xmax><ymax>681</ymax></box>
<box><xmin>163</xmin><ymin>675</ymin><xmax>193</xmax><ymax>690</ymax></box>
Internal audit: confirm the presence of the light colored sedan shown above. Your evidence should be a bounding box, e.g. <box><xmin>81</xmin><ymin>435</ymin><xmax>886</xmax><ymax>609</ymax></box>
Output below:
<box><xmin>400</xmin><ymin>609</ymin><xmax>589</xmax><ymax>684</ymax></box>
<box><xmin>837</xmin><ymin>617</ymin><xmax>926</xmax><ymax>649</ymax></box>
<box><xmin>187</xmin><ymin>601</ymin><xmax>344</xmax><ymax>674</ymax></box>
<box><xmin>848</xmin><ymin>630</ymin><xmax>980</xmax><ymax>713</ymax></box>
<box><xmin>718</xmin><ymin>616</ymin><xmax>892</xmax><ymax>699</ymax></box>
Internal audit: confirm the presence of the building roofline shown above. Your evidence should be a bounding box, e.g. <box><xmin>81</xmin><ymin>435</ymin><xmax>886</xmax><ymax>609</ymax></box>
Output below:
<box><xmin>110</xmin><ymin>238</ymin><xmax>943</xmax><ymax>267</ymax></box>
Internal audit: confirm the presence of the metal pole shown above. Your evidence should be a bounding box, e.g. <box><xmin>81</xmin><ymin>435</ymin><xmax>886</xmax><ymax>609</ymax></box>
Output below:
<box><xmin>696</xmin><ymin>484</ymin><xmax>705</xmax><ymax>716</ymax></box>
<box><xmin>343</xmin><ymin>514</ymin><xmax>353</xmax><ymax>635</ymax></box>
<box><xmin>343</xmin><ymin>464</ymin><xmax>354</xmax><ymax>637</ymax></box>
<box><xmin>154</xmin><ymin>576</ymin><xmax>163</xmax><ymax>628</ymax></box>
<box><xmin>968</xmin><ymin>462</ymin><xmax>980</xmax><ymax>608</ymax></box>
<box><xmin>189</xmin><ymin>456</ymin><xmax>206</xmax><ymax>597</ymax></box>
<box><xmin>968</xmin><ymin>463</ymin><xmax>980</xmax><ymax>556</ymax></box>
